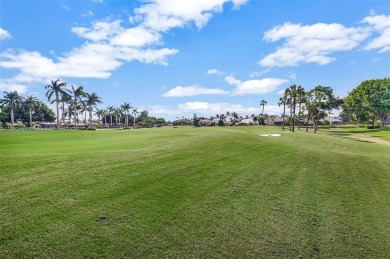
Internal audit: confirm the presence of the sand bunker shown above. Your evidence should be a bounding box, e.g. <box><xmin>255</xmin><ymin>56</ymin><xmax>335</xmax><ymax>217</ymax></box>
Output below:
<box><xmin>261</xmin><ymin>134</ymin><xmax>281</xmax><ymax>137</ymax></box>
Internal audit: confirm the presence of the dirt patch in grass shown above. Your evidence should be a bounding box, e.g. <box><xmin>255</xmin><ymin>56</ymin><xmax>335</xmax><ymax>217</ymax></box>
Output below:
<box><xmin>348</xmin><ymin>134</ymin><xmax>390</xmax><ymax>147</ymax></box>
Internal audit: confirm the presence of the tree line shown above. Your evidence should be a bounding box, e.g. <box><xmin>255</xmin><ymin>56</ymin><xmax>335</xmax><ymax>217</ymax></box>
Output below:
<box><xmin>1</xmin><ymin>78</ymin><xmax>388</xmax><ymax>130</ymax></box>
<box><xmin>0</xmin><ymin>79</ymin><xmax>166</xmax><ymax>129</ymax></box>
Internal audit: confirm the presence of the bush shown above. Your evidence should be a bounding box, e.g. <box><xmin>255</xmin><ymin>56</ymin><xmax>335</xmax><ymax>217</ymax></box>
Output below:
<box><xmin>14</xmin><ymin>124</ymin><xmax>26</xmax><ymax>129</ymax></box>
<box><xmin>367</xmin><ymin>125</ymin><xmax>380</xmax><ymax>129</ymax></box>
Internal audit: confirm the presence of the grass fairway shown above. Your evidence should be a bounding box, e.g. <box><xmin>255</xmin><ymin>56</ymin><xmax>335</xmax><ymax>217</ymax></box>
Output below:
<box><xmin>1</xmin><ymin>127</ymin><xmax>389</xmax><ymax>258</ymax></box>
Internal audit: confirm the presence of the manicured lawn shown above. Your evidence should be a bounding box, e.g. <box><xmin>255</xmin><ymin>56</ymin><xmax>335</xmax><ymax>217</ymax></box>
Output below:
<box><xmin>1</xmin><ymin>126</ymin><xmax>389</xmax><ymax>258</ymax></box>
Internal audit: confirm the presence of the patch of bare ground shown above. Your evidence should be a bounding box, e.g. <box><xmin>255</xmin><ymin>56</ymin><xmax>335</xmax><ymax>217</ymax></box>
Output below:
<box><xmin>348</xmin><ymin>134</ymin><xmax>390</xmax><ymax>147</ymax></box>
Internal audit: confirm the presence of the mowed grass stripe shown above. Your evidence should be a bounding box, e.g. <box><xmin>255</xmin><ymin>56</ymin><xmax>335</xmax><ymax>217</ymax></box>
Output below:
<box><xmin>0</xmin><ymin>127</ymin><xmax>389</xmax><ymax>258</ymax></box>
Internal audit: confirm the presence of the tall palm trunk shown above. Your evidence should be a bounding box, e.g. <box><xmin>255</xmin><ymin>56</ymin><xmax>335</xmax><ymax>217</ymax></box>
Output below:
<box><xmin>292</xmin><ymin>97</ymin><xmax>296</xmax><ymax>132</ymax></box>
<box><xmin>29</xmin><ymin>108</ymin><xmax>33</xmax><ymax>127</ymax></box>
<box><xmin>62</xmin><ymin>102</ymin><xmax>66</xmax><ymax>125</ymax></box>
<box><xmin>89</xmin><ymin>109</ymin><xmax>93</xmax><ymax>127</ymax></box>
<box><xmin>10</xmin><ymin>107</ymin><xmax>14</xmax><ymax>128</ymax></box>
<box><xmin>306</xmin><ymin>112</ymin><xmax>310</xmax><ymax>132</ymax></box>
<box><xmin>289</xmin><ymin>104</ymin><xmax>292</xmax><ymax>131</ymax></box>
<box><xmin>74</xmin><ymin>105</ymin><xmax>77</xmax><ymax>128</ymax></box>
<box><xmin>298</xmin><ymin>102</ymin><xmax>302</xmax><ymax>130</ymax></box>
<box><xmin>56</xmin><ymin>96</ymin><xmax>60</xmax><ymax>128</ymax></box>
<box><xmin>314</xmin><ymin>99</ymin><xmax>321</xmax><ymax>134</ymax></box>
<box><xmin>282</xmin><ymin>103</ymin><xmax>286</xmax><ymax>131</ymax></box>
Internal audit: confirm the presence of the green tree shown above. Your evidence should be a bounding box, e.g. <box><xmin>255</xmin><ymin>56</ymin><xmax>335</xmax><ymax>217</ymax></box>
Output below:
<box><xmin>260</xmin><ymin>99</ymin><xmax>267</xmax><ymax>125</ymax></box>
<box><xmin>344</xmin><ymin>78</ymin><xmax>390</xmax><ymax>129</ymax></box>
<box><xmin>140</xmin><ymin>110</ymin><xmax>149</xmax><ymax>125</ymax></box>
<box><xmin>278</xmin><ymin>95</ymin><xmax>287</xmax><ymax>131</ymax></box>
<box><xmin>132</xmin><ymin>108</ymin><xmax>138</xmax><ymax>127</ymax></box>
<box><xmin>106</xmin><ymin>106</ymin><xmax>115</xmax><ymax>127</ymax></box>
<box><xmin>24</xmin><ymin>95</ymin><xmax>39</xmax><ymax>127</ymax></box>
<box><xmin>1</xmin><ymin>91</ymin><xmax>23</xmax><ymax>128</ymax></box>
<box><xmin>84</xmin><ymin>93</ymin><xmax>102</xmax><ymax>127</ymax></box>
<box><xmin>45</xmin><ymin>79</ymin><xmax>70</xmax><ymax>128</ymax></box>
<box><xmin>71</xmin><ymin>85</ymin><xmax>86</xmax><ymax>128</ymax></box>
<box><xmin>121</xmin><ymin>102</ymin><xmax>132</xmax><ymax>127</ymax></box>
<box><xmin>95</xmin><ymin>109</ymin><xmax>106</xmax><ymax>127</ymax></box>
<box><xmin>296</xmin><ymin>85</ymin><xmax>305</xmax><ymax>130</ymax></box>
<box><xmin>288</xmin><ymin>85</ymin><xmax>297</xmax><ymax>132</ymax></box>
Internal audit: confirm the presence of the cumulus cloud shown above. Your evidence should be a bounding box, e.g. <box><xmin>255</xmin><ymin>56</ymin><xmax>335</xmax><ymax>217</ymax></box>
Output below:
<box><xmin>148</xmin><ymin>100</ymin><xmax>284</xmax><ymax>119</ymax></box>
<box><xmin>362</xmin><ymin>14</ymin><xmax>390</xmax><ymax>53</ymax></box>
<box><xmin>224</xmin><ymin>75</ymin><xmax>288</xmax><ymax>95</ymax></box>
<box><xmin>163</xmin><ymin>85</ymin><xmax>229</xmax><ymax>97</ymax></box>
<box><xmin>0</xmin><ymin>80</ymin><xmax>28</xmax><ymax>93</ymax></box>
<box><xmin>0</xmin><ymin>28</ymin><xmax>11</xmax><ymax>40</ymax></box>
<box><xmin>132</xmin><ymin>0</ymin><xmax>248</xmax><ymax>32</ymax></box>
<box><xmin>1</xmin><ymin>0</ymin><xmax>247</xmax><ymax>92</ymax></box>
<box><xmin>259</xmin><ymin>22</ymin><xmax>370</xmax><ymax>67</ymax></box>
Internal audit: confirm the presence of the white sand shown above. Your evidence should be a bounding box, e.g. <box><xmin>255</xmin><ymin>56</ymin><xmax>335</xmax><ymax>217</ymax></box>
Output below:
<box><xmin>261</xmin><ymin>134</ymin><xmax>281</xmax><ymax>137</ymax></box>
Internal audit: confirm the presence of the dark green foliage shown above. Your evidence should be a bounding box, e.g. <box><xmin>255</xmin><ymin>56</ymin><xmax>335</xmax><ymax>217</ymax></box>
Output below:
<box><xmin>0</xmin><ymin>101</ymin><xmax>56</xmax><ymax>125</ymax></box>
<box><xmin>344</xmin><ymin>78</ymin><xmax>390</xmax><ymax>128</ymax></box>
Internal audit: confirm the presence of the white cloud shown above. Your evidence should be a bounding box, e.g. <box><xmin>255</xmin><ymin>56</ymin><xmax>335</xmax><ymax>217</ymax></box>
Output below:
<box><xmin>224</xmin><ymin>75</ymin><xmax>241</xmax><ymax>86</ymax></box>
<box><xmin>0</xmin><ymin>28</ymin><xmax>11</xmax><ymax>40</ymax></box>
<box><xmin>0</xmin><ymin>80</ymin><xmax>28</xmax><ymax>93</ymax></box>
<box><xmin>249</xmin><ymin>69</ymin><xmax>270</xmax><ymax>78</ymax></box>
<box><xmin>207</xmin><ymin>68</ymin><xmax>220</xmax><ymax>75</ymax></box>
<box><xmin>149</xmin><ymin>101</ymin><xmax>283</xmax><ymax>119</ymax></box>
<box><xmin>259</xmin><ymin>22</ymin><xmax>370</xmax><ymax>67</ymax></box>
<box><xmin>362</xmin><ymin>14</ymin><xmax>390</xmax><ymax>53</ymax></box>
<box><xmin>81</xmin><ymin>10</ymin><xmax>94</xmax><ymax>17</ymax></box>
<box><xmin>224</xmin><ymin>75</ymin><xmax>288</xmax><ymax>95</ymax></box>
<box><xmin>162</xmin><ymin>85</ymin><xmax>229</xmax><ymax>97</ymax></box>
<box><xmin>1</xmin><ymin>0</ymin><xmax>247</xmax><ymax>92</ymax></box>
<box><xmin>132</xmin><ymin>0</ymin><xmax>248</xmax><ymax>32</ymax></box>
<box><xmin>110</xmin><ymin>26</ymin><xmax>161</xmax><ymax>47</ymax></box>
<box><xmin>72</xmin><ymin>21</ymin><xmax>122</xmax><ymax>42</ymax></box>
<box><xmin>0</xmin><ymin>43</ymin><xmax>178</xmax><ymax>85</ymax></box>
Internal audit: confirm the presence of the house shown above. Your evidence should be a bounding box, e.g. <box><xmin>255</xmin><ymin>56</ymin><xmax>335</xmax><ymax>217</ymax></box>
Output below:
<box><xmin>37</xmin><ymin>122</ymin><xmax>58</xmax><ymax>128</ymax></box>
<box><xmin>321</xmin><ymin>116</ymin><xmax>343</xmax><ymax>126</ymax></box>
<box><xmin>237</xmin><ymin>118</ymin><xmax>257</xmax><ymax>126</ymax></box>
<box><xmin>199</xmin><ymin>119</ymin><xmax>211</xmax><ymax>126</ymax></box>
<box><xmin>265</xmin><ymin>115</ymin><xmax>283</xmax><ymax>126</ymax></box>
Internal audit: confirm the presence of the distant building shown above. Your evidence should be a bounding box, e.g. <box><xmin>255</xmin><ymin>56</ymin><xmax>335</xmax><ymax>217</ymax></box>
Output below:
<box><xmin>321</xmin><ymin>117</ymin><xmax>343</xmax><ymax>126</ymax></box>
<box><xmin>265</xmin><ymin>115</ymin><xmax>283</xmax><ymax>126</ymax></box>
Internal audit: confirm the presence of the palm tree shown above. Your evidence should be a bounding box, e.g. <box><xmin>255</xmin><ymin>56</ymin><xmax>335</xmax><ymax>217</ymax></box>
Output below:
<box><xmin>106</xmin><ymin>106</ymin><xmax>115</xmax><ymax>127</ymax></box>
<box><xmin>71</xmin><ymin>85</ymin><xmax>86</xmax><ymax>128</ymax></box>
<box><xmin>121</xmin><ymin>103</ymin><xmax>132</xmax><ymax>127</ymax></box>
<box><xmin>260</xmin><ymin>99</ymin><xmax>267</xmax><ymax>125</ymax></box>
<box><xmin>60</xmin><ymin>92</ymin><xmax>71</xmax><ymax>126</ymax></box>
<box><xmin>45</xmin><ymin>79</ymin><xmax>70</xmax><ymax>128</ymax></box>
<box><xmin>95</xmin><ymin>109</ymin><xmax>106</xmax><ymax>127</ymax></box>
<box><xmin>296</xmin><ymin>85</ymin><xmax>305</xmax><ymax>130</ymax></box>
<box><xmin>132</xmin><ymin>108</ymin><xmax>138</xmax><ymax>127</ymax></box>
<box><xmin>278</xmin><ymin>95</ymin><xmax>287</xmax><ymax>131</ymax></box>
<box><xmin>24</xmin><ymin>95</ymin><xmax>39</xmax><ymax>127</ymax></box>
<box><xmin>289</xmin><ymin>85</ymin><xmax>297</xmax><ymax>132</ymax></box>
<box><xmin>84</xmin><ymin>92</ymin><xmax>102</xmax><ymax>127</ymax></box>
<box><xmin>140</xmin><ymin>110</ymin><xmax>149</xmax><ymax>124</ymax></box>
<box><xmin>1</xmin><ymin>91</ymin><xmax>22</xmax><ymax>128</ymax></box>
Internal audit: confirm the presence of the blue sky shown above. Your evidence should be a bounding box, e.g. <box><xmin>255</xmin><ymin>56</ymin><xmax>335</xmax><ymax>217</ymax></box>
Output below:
<box><xmin>1</xmin><ymin>0</ymin><xmax>389</xmax><ymax>120</ymax></box>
